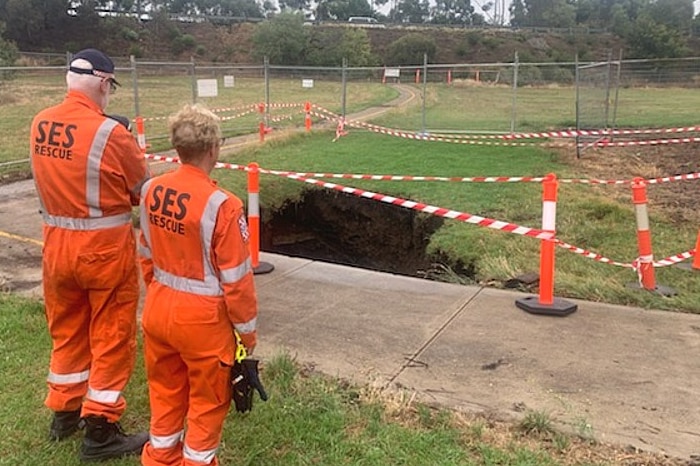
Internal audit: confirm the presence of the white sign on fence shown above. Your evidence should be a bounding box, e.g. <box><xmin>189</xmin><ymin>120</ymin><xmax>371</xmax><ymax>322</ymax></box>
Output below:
<box><xmin>302</xmin><ymin>79</ymin><xmax>314</xmax><ymax>88</ymax></box>
<box><xmin>223</xmin><ymin>75</ymin><xmax>235</xmax><ymax>88</ymax></box>
<box><xmin>197</xmin><ymin>79</ymin><xmax>218</xmax><ymax>97</ymax></box>
<box><xmin>384</xmin><ymin>68</ymin><xmax>400</xmax><ymax>78</ymax></box>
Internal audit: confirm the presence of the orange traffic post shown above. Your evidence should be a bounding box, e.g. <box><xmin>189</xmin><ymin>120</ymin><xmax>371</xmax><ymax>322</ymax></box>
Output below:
<box><xmin>135</xmin><ymin>116</ymin><xmax>147</xmax><ymax>154</ymax></box>
<box><xmin>246</xmin><ymin>162</ymin><xmax>274</xmax><ymax>275</ymax></box>
<box><xmin>304</xmin><ymin>101</ymin><xmax>312</xmax><ymax>132</ymax></box>
<box><xmin>628</xmin><ymin>178</ymin><xmax>675</xmax><ymax>295</ymax></box>
<box><xmin>259</xmin><ymin>121</ymin><xmax>265</xmax><ymax>142</ymax></box>
<box><xmin>678</xmin><ymin>228</ymin><xmax>700</xmax><ymax>271</ymax></box>
<box><xmin>691</xmin><ymin>231</ymin><xmax>700</xmax><ymax>270</ymax></box>
<box><xmin>693</xmin><ymin>231</ymin><xmax>700</xmax><ymax>269</ymax></box>
<box><xmin>516</xmin><ymin>173</ymin><xmax>577</xmax><ymax>316</ymax></box>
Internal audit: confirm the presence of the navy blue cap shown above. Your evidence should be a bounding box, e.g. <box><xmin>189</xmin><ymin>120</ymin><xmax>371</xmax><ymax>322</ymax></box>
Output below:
<box><xmin>69</xmin><ymin>48</ymin><xmax>120</xmax><ymax>86</ymax></box>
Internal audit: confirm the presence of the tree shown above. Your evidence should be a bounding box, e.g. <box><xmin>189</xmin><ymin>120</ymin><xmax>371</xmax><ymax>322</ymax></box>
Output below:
<box><xmin>0</xmin><ymin>21</ymin><xmax>18</xmax><ymax>70</ymax></box>
<box><xmin>252</xmin><ymin>12</ymin><xmax>309</xmax><ymax>65</ymax></box>
<box><xmin>306</xmin><ymin>26</ymin><xmax>376</xmax><ymax>66</ymax></box>
<box><xmin>1</xmin><ymin>0</ymin><xmax>72</xmax><ymax>45</ymax></box>
<box><xmin>646</xmin><ymin>0</ymin><xmax>693</xmax><ymax>34</ymax></box>
<box><xmin>430</xmin><ymin>0</ymin><xmax>476</xmax><ymax>25</ymax></box>
<box><xmin>278</xmin><ymin>0</ymin><xmax>309</xmax><ymax>13</ymax></box>
<box><xmin>393</xmin><ymin>0</ymin><xmax>429</xmax><ymax>23</ymax></box>
<box><xmin>626</xmin><ymin>14</ymin><xmax>689</xmax><ymax>58</ymax></box>
<box><xmin>325</xmin><ymin>0</ymin><xmax>372</xmax><ymax>20</ymax></box>
<box><xmin>509</xmin><ymin>0</ymin><xmax>575</xmax><ymax>28</ymax></box>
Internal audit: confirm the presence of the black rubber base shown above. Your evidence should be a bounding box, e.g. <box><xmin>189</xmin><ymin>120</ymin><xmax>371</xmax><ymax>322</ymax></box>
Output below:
<box><xmin>626</xmin><ymin>282</ymin><xmax>677</xmax><ymax>297</ymax></box>
<box><xmin>253</xmin><ymin>261</ymin><xmax>275</xmax><ymax>275</ymax></box>
<box><xmin>515</xmin><ymin>295</ymin><xmax>578</xmax><ymax>317</ymax></box>
<box><xmin>675</xmin><ymin>262</ymin><xmax>699</xmax><ymax>272</ymax></box>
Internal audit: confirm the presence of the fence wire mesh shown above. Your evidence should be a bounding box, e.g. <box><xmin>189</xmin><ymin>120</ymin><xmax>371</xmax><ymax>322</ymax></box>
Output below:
<box><xmin>3</xmin><ymin>53</ymin><xmax>700</xmax><ymax>166</ymax></box>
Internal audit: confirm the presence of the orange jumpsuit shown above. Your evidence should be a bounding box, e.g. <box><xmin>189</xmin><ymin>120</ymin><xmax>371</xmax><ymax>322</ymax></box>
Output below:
<box><xmin>138</xmin><ymin>165</ymin><xmax>258</xmax><ymax>466</ymax></box>
<box><xmin>30</xmin><ymin>90</ymin><xmax>150</xmax><ymax>421</ymax></box>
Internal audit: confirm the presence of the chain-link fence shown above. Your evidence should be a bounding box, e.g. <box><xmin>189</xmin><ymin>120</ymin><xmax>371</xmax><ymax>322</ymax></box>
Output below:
<box><xmin>3</xmin><ymin>52</ymin><xmax>700</xmax><ymax>167</ymax></box>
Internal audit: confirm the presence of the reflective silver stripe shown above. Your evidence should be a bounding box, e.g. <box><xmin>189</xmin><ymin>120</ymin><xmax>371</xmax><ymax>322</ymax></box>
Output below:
<box><xmin>220</xmin><ymin>258</ymin><xmax>252</xmax><ymax>284</ymax></box>
<box><xmin>87</xmin><ymin>119</ymin><xmax>118</xmax><ymax>217</ymax></box>
<box><xmin>139</xmin><ymin>178</ymin><xmax>155</xmax><ymax>254</ymax></box>
<box><xmin>234</xmin><ymin>316</ymin><xmax>257</xmax><ymax>335</ymax></box>
<box><xmin>183</xmin><ymin>443</ymin><xmax>217</xmax><ymax>463</ymax></box>
<box><xmin>47</xmin><ymin>369</ymin><xmax>89</xmax><ymax>384</ymax></box>
<box><xmin>86</xmin><ymin>387</ymin><xmax>121</xmax><ymax>404</ymax></box>
<box><xmin>42</xmin><ymin>212</ymin><xmax>131</xmax><ymax>231</ymax></box>
<box><xmin>138</xmin><ymin>243</ymin><xmax>152</xmax><ymax>259</ymax></box>
<box><xmin>153</xmin><ymin>267</ymin><xmax>223</xmax><ymax>296</ymax></box>
<box><xmin>151</xmin><ymin>190</ymin><xmax>228</xmax><ymax>297</ymax></box>
<box><xmin>150</xmin><ymin>430</ymin><xmax>183</xmax><ymax>449</ymax></box>
<box><xmin>248</xmin><ymin>192</ymin><xmax>260</xmax><ymax>216</ymax></box>
<box><xmin>201</xmin><ymin>190</ymin><xmax>228</xmax><ymax>285</ymax></box>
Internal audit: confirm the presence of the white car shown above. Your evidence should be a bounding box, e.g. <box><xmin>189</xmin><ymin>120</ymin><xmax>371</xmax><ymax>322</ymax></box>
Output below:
<box><xmin>347</xmin><ymin>16</ymin><xmax>385</xmax><ymax>28</ymax></box>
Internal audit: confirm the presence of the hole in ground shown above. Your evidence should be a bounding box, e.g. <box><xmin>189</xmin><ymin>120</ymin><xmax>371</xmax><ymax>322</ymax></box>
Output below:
<box><xmin>261</xmin><ymin>189</ymin><xmax>476</xmax><ymax>281</ymax></box>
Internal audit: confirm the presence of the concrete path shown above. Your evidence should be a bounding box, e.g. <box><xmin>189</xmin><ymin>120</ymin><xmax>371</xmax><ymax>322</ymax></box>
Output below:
<box><xmin>252</xmin><ymin>253</ymin><xmax>700</xmax><ymax>461</ymax></box>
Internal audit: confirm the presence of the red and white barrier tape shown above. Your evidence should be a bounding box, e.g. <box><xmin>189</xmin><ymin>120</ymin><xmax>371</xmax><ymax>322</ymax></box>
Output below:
<box><xmin>312</xmin><ymin>104</ymin><xmax>700</xmax><ymax>148</ymax></box>
<box><xmin>505</xmin><ymin>125</ymin><xmax>700</xmax><ymax>140</ymax></box>
<box><xmin>145</xmin><ymin>153</ymin><xmax>246</xmax><ymax>171</ymax></box>
<box><xmin>268</xmin><ymin>113</ymin><xmax>298</xmax><ymax>123</ymax></box>
<box><xmin>220</xmin><ymin>109</ymin><xmax>257</xmax><ymax>121</ymax></box>
<box><xmin>270</xmin><ymin>171</ymin><xmax>554</xmax><ymax>239</ymax></box>
<box><xmin>210</xmin><ymin>104</ymin><xmax>258</xmax><ymax>114</ymax></box>
<box><xmin>266</xmin><ymin>103</ymin><xmax>304</xmax><ymax>109</ymax></box>
<box><xmin>588</xmin><ymin>136</ymin><xmax>700</xmax><ymax>148</ymax></box>
<box><xmin>262</xmin><ymin>169</ymin><xmax>700</xmax><ymax>186</ymax></box>
<box><xmin>147</xmin><ymin>152</ymin><xmax>697</xmax><ymax>269</ymax></box>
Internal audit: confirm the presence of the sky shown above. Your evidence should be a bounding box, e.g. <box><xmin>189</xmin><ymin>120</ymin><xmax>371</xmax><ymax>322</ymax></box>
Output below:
<box><xmin>474</xmin><ymin>0</ymin><xmax>700</xmax><ymax>24</ymax></box>
<box><xmin>370</xmin><ymin>0</ymin><xmax>700</xmax><ymax>24</ymax></box>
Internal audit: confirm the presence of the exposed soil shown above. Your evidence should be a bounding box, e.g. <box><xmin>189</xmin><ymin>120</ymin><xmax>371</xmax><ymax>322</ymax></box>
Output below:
<box><xmin>559</xmin><ymin>141</ymin><xmax>700</xmax><ymax>225</ymax></box>
<box><xmin>261</xmin><ymin>189</ymin><xmax>454</xmax><ymax>277</ymax></box>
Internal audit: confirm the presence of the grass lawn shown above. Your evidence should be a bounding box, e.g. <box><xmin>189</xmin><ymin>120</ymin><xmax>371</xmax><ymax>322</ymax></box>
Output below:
<box><xmin>212</xmin><ymin>130</ymin><xmax>699</xmax><ymax>313</ymax></box>
<box><xmin>0</xmin><ymin>294</ymin><xmax>678</xmax><ymax>466</ymax></box>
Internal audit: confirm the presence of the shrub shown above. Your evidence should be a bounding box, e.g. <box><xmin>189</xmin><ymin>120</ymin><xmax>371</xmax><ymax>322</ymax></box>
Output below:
<box><xmin>121</xmin><ymin>27</ymin><xmax>140</xmax><ymax>42</ymax></box>
<box><xmin>171</xmin><ymin>34</ymin><xmax>197</xmax><ymax>55</ymax></box>
<box><xmin>385</xmin><ymin>33</ymin><xmax>437</xmax><ymax>66</ymax></box>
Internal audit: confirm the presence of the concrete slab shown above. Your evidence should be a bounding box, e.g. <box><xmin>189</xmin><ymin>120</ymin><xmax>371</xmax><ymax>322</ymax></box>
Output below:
<box><xmin>394</xmin><ymin>286</ymin><xmax>700</xmax><ymax>458</ymax></box>
<box><xmin>254</xmin><ymin>256</ymin><xmax>479</xmax><ymax>385</ymax></box>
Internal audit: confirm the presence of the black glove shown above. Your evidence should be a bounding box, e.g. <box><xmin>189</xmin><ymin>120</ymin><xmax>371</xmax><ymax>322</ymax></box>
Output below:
<box><xmin>231</xmin><ymin>358</ymin><xmax>268</xmax><ymax>413</ymax></box>
<box><xmin>107</xmin><ymin>114</ymin><xmax>132</xmax><ymax>132</ymax></box>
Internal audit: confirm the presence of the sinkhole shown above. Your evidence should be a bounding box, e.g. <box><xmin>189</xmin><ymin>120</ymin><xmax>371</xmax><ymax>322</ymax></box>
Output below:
<box><xmin>260</xmin><ymin>189</ymin><xmax>475</xmax><ymax>281</ymax></box>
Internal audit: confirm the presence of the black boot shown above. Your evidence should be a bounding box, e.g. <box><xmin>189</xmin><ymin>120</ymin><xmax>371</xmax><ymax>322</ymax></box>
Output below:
<box><xmin>80</xmin><ymin>415</ymin><xmax>148</xmax><ymax>462</ymax></box>
<box><xmin>49</xmin><ymin>409</ymin><xmax>83</xmax><ymax>441</ymax></box>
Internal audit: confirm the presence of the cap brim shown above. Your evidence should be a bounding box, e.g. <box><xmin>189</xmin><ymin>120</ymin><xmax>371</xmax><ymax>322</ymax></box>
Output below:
<box><xmin>69</xmin><ymin>66</ymin><xmax>120</xmax><ymax>86</ymax></box>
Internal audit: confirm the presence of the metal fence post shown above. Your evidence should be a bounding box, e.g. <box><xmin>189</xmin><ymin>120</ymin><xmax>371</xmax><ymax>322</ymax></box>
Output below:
<box><xmin>341</xmin><ymin>57</ymin><xmax>347</xmax><ymax>119</ymax></box>
<box><xmin>264</xmin><ymin>56</ymin><xmax>270</xmax><ymax>128</ymax></box>
<box><xmin>510</xmin><ymin>51</ymin><xmax>519</xmax><ymax>134</ymax></box>
<box><xmin>190</xmin><ymin>56</ymin><xmax>197</xmax><ymax>103</ymax></box>
<box><xmin>575</xmin><ymin>53</ymin><xmax>581</xmax><ymax>158</ymax></box>
<box><xmin>131</xmin><ymin>55</ymin><xmax>140</xmax><ymax>119</ymax></box>
<box><xmin>421</xmin><ymin>53</ymin><xmax>427</xmax><ymax>135</ymax></box>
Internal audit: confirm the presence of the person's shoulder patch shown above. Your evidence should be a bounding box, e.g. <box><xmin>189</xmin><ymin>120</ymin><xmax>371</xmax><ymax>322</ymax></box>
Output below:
<box><xmin>237</xmin><ymin>213</ymin><xmax>250</xmax><ymax>243</ymax></box>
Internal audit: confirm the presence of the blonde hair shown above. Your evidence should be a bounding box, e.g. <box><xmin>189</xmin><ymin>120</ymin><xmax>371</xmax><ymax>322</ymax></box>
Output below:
<box><xmin>168</xmin><ymin>104</ymin><xmax>221</xmax><ymax>162</ymax></box>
